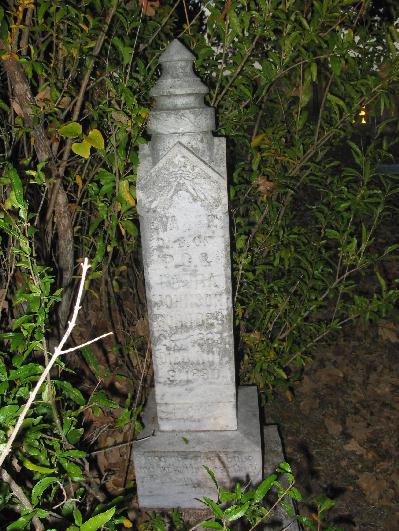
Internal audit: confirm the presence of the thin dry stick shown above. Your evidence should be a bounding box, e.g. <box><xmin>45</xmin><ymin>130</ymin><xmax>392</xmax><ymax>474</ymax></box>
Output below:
<box><xmin>46</xmin><ymin>0</ymin><xmax>119</xmax><ymax>226</ymax></box>
<box><xmin>211</xmin><ymin>17</ymin><xmax>229</xmax><ymax>107</ymax></box>
<box><xmin>214</xmin><ymin>34</ymin><xmax>260</xmax><ymax>107</ymax></box>
<box><xmin>0</xmin><ymin>469</ymin><xmax>45</xmax><ymax>531</ymax></box>
<box><xmin>234</xmin><ymin>203</ymin><xmax>269</xmax><ymax>304</ymax></box>
<box><xmin>248</xmin><ymin>482</ymin><xmax>295</xmax><ymax>531</ymax></box>
<box><xmin>141</xmin><ymin>0</ymin><xmax>181</xmax><ymax>53</ymax></box>
<box><xmin>0</xmin><ymin>258</ymin><xmax>113</xmax><ymax>469</ymax></box>
<box><xmin>88</xmin><ymin>439</ymin><xmax>135</xmax><ymax>456</ymax></box>
<box><xmin>20</xmin><ymin>7</ymin><xmax>34</xmax><ymax>56</ymax></box>
<box><xmin>314</xmin><ymin>73</ymin><xmax>333</xmax><ymax>144</ymax></box>
<box><xmin>284</xmin><ymin>314</ymin><xmax>355</xmax><ymax>368</ymax></box>
<box><xmin>176</xmin><ymin>1</ymin><xmax>209</xmax><ymax>40</ymax></box>
<box><xmin>122</xmin><ymin>341</ymin><xmax>151</xmax><ymax>487</ymax></box>
<box><xmin>182</xmin><ymin>0</ymin><xmax>191</xmax><ymax>35</ymax></box>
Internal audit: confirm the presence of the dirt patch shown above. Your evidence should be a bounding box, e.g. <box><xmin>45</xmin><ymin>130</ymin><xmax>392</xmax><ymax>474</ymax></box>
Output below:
<box><xmin>266</xmin><ymin>325</ymin><xmax>399</xmax><ymax>530</ymax></box>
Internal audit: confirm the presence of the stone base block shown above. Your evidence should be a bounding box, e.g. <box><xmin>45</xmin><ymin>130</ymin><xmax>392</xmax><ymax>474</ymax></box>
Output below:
<box><xmin>133</xmin><ymin>386</ymin><xmax>262</xmax><ymax>509</ymax></box>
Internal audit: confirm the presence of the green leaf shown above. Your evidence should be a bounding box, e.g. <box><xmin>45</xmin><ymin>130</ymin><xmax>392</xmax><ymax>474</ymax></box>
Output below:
<box><xmin>12</xmin><ymin>314</ymin><xmax>33</xmax><ymax>331</ymax></box>
<box><xmin>22</xmin><ymin>458</ymin><xmax>56</xmax><ymax>474</ymax></box>
<box><xmin>9</xmin><ymin>363</ymin><xmax>43</xmax><ymax>381</ymax></box>
<box><xmin>53</xmin><ymin>380</ymin><xmax>85</xmax><ymax>406</ymax></box>
<box><xmin>310</xmin><ymin>62</ymin><xmax>317</xmax><ymax>82</ymax></box>
<box><xmin>80</xmin><ymin>507</ymin><xmax>116</xmax><ymax>531</ymax></box>
<box><xmin>59</xmin><ymin>458</ymin><xmax>84</xmax><ymax>481</ymax></box>
<box><xmin>58</xmin><ymin>122</ymin><xmax>82</xmax><ymax>138</ymax></box>
<box><xmin>72</xmin><ymin>140</ymin><xmax>91</xmax><ymax>158</ymax></box>
<box><xmin>280</xmin><ymin>499</ymin><xmax>295</xmax><ymax>518</ymax></box>
<box><xmin>202</xmin><ymin>497</ymin><xmax>224</xmax><ymax>519</ymax></box>
<box><xmin>0</xmin><ymin>404</ymin><xmax>20</xmax><ymax>425</ymax></box>
<box><xmin>224</xmin><ymin>502</ymin><xmax>250</xmax><ymax>522</ymax></box>
<box><xmin>253</xmin><ymin>473</ymin><xmax>277</xmax><ymax>502</ymax></box>
<box><xmin>115</xmin><ymin>408</ymin><xmax>131</xmax><ymax>429</ymax></box>
<box><xmin>0</xmin><ymin>18</ymin><xmax>8</xmax><ymax>42</ymax></box>
<box><xmin>273</xmin><ymin>366</ymin><xmax>287</xmax><ymax>380</ymax></box>
<box><xmin>327</xmin><ymin>93</ymin><xmax>346</xmax><ymax>111</ymax></box>
<box><xmin>90</xmin><ymin>390</ymin><xmax>118</xmax><ymax>409</ymax></box>
<box><xmin>376</xmin><ymin>271</ymin><xmax>386</xmax><ymax>293</ymax></box>
<box><xmin>82</xmin><ymin>347</ymin><xmax>99</xmax><ymax>376</ymax></box>
<box><xmin>66</xmin><ymin>428</ymin><xmax>84</xmax><ymax>444</ymax></box>
<box><xmin>37</xmin><ymin>2</ymin><xmax>48</xmax><ymax>21</ymax></box>
<box><xmin>31</xmin><ymin>476</ymin><xmax>58</xmax><ymax>506</ymax></box>
<box><xmin>0</xmin><ymin>332</ymin><xmax>19</xmax><ymax>339</ymax></box>
<box><xmin>59</xmin><ymin>450</ymin><xmax>87</xmax><ymax>459</ymax></box>
<box><xmin>289</xmin><ymin>486</ymin><xmax>302</xmax><ymax>501</ymax></box>
<box><xmin>228</xmin><ymin>11</ymin><xmax>241</xmax><ymax>36</ymax></box>
<box><xmin>119</xmin><ymin>180</ymin><xmax>136</xmax><ymax>207</ymax></box>
<box><xmin>86</xmin><ymin>129</ymin><xmax>104</xmax><ymax>149</ymax></box>
<box><xmin>200</xmin><ymin>521</ymin><xmax>223</xmax><ymax>529</ymax></box>
<box><xmin>316</xmin><ymin>496</ymin><xmax>336</xmax><ymax>513</ymax></box>
<box><xmin>203</xmin><ymin>465</ymin><xmax>219</xmax><ymax>490</ymax></box>
<box><xmin>121</xmin><ymin>219</ymin><xmax>138</xmax><ymax>238</ymax></box>
<box><xmin>6</xmin><ymin>512</ymin><xmax>36</xmax><ymax>530</ymax></box>
<box><xmin>325</xmin><ymin>229</ymin><xmax>340</xmax><ymax>240</ymax></box>
<box><xmin>278</xmin><ymin>462</ymin><xmax>292</xmax><ymax>474</ymax></box>
<box><xmin>330</xmin><ymin>55</ymin><xmax>342</xmax><ymax>75</ymax></box>
<box><xmin>112</xmin><ymin>37</ymin><xmax>133</xmax><ymax>65</ymax></box>
<box><xmin>73</xmin><ymin>508</ymin><xmax>82</xmax><ymax>526</ymax></box>
<box><xmin>219</xmin><ymin>488</ymin><xmax>238</xmax><ymax>503</ymax></box>
<box><xmin>7</xmin><ymin>165</ymin><xmax>24</xmax><ymax>209</ymax></box>
<box><xmin>299</xmin><ymin>80</ymin><xmax>312</xmax><ymax>107</ymax></box>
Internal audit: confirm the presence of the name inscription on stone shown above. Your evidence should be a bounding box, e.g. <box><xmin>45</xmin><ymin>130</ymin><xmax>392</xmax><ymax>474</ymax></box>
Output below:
<box><xmin>142</xmin><ymin>452</ymin><xmax>259</xmax><ymax>483</ymax></box>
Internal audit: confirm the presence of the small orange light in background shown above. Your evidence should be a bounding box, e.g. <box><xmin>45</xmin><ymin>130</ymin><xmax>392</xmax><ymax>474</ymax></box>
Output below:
<box><xmin>359</xmin><ymin>106</ymin><xmax>367</xmax><ymax>124</ymax></box>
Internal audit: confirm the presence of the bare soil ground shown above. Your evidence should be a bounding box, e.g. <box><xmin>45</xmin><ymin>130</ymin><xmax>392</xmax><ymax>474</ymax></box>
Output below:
<box><xmin>266</xmin><ymin>324</ymin><xmax>399</xmax><ymax>530</ymax></box>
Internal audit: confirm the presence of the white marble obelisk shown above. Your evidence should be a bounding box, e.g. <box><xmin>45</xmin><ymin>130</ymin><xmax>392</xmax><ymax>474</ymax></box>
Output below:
<box><xmin>137</xmin><ymin>40</ymin><xmax>236</xmax><ymax>432</ymax></box>
<box><xmin>133</xmin><ymin>40</ymin><xmax>263</xmax><ymax>509</ymax></box>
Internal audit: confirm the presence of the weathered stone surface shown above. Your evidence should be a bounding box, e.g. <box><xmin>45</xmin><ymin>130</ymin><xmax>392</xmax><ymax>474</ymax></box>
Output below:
<box><xmin>132</xmin><ymin>40</ymin><xmax>292</xmax><ymax>514</ymax></box>
<box><xmin>133</xmin><ymin>386</ymin><xmax>262</xmax><ymax>509</ymax></box>
<box><xmin>137</xmin><ymin>40</ymin><xmax>236</xmax><ymax>431</ymax></box>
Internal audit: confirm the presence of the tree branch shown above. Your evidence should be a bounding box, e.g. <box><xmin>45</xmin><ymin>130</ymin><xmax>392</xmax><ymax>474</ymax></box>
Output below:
<box><xmin>214</xmin><ymin>34</ymin><xmax>260</xmax><ymax>107</ymax></box>
<box><xmin>46</xmin><ymin>0</ymin><xmax>119</xmax><ymax>231</ymax></box>
<box><xmin>0</xmin><ymin>40</ymin><xmax>74</xmax><ymax>330</ymax></box>
<box><xmin>0</xmin><ymin>258</ymin><xmax>113</xmax><ymax>469</ymax></box>
<box><xmin>0</xmin><ymin>469</ymin><xmax>45</xmax><ymax>531</ymax></box>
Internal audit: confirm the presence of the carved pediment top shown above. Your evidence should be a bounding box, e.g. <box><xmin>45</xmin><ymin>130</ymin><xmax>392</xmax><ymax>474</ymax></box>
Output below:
<box><xmin>137</xmin><ymin>142</ymin><xmax>226</xmax><ymax>213</ymax></box>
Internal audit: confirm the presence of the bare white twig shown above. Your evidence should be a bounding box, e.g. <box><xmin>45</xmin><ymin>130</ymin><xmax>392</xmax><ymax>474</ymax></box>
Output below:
<box><xmin>0</xmin><ymin>258</ymin><xmax>113</xmax><ymax>469</ymax></box>
<box><xmin>61</xmin><ymin>332</ymin><xmax>113</xmax><ymax>354</ymax></box>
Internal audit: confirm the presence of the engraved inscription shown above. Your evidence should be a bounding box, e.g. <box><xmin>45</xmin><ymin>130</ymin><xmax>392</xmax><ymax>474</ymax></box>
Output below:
<box><xmin>142</xmin><ymin>452</ymin><xmax>259</xmax><ymax>483</ymax></box>
<box><xmin>139</xmin><ymin>146</ymin><xmax>236</xmax><ymax>429</ymax></box>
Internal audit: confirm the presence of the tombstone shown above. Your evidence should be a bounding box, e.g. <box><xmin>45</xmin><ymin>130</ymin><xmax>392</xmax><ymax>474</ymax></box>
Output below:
<box><xmin>133</xmin><ymin>40</ymin><xmax>293</xmax><ymax>521</ymax></box>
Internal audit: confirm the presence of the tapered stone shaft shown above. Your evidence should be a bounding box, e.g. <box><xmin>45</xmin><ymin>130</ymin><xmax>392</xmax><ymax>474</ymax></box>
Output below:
<box><xmin>137</xmin><ymin>40</ymin><xmax>237</xmax><ymax>431</ymax></box>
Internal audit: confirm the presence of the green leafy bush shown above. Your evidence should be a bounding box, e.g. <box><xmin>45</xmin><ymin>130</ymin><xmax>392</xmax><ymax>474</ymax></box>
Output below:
<box><xmin>0</xmin><ymin>0</ymin><xmax>398</xmax><ymax>528</ymax></box>
<box><xmin>189</xmin><ymin>0</ymin><xmax>399</xmax><ymax>395</ymax></box>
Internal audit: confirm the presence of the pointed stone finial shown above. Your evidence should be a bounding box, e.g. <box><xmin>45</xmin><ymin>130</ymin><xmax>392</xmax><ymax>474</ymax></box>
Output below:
<box><xmin>158</xmin><ymin>39</ymin><xmax>195</xmax><ymax>63</ymax></box>
<box><xmin>150</xmin><ymin>39</ymin><xmax>207</xmax><ymax>99</ymax></box>
<box><xmin>147</xmin><ymin>39</ymin><xmax>215</xmax><ymax>163</ymax></box>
